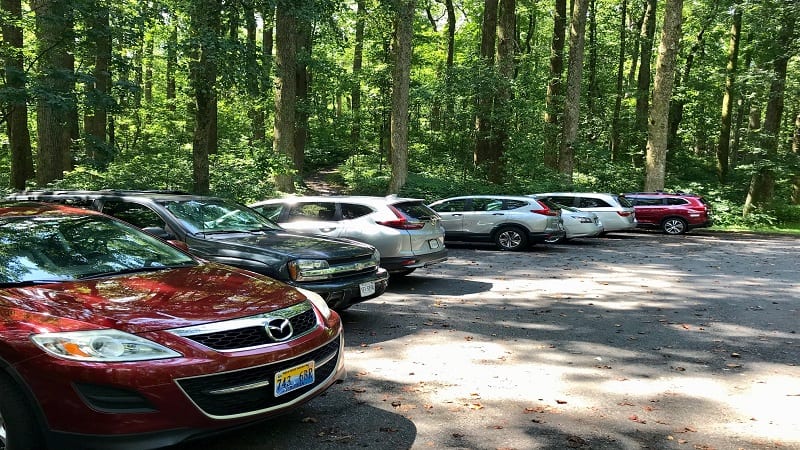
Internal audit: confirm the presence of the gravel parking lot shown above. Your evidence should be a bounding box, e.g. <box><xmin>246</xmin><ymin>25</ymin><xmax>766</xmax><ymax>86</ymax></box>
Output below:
<box><xmin>182</xmin><ymin>231</ymin><xmax>800</xmax><ymax>450</ymax></box>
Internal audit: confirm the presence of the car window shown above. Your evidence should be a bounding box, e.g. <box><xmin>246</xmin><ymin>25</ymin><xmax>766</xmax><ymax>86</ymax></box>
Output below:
<box><xmin>392</xmin><ymin>202</ymin><xmax>436</xmax><ymax>220</ymax></box>
<box><xmin>252</xmin><ymin>204</ymin><xmax>284</xmax><ymax>221</ymax></box>
<box><xmin>501</xmin><ymin>200</ymin><xmax>528</xmax><ymax>210</ymax></box>
<box><xmin>615</xmin><ymin>195</ymin><xmax>633</xmax><ymax>208</ymax></box>
<box><xmin>163</xmin><ymin>199</ymin><xmax>280</xmax><ymax>234</ymax></box>
<box><xmin>341</xmin><ymin>203</ymin><xmax>373</xmax><ymax>220</ymax></box>
<box><xmin>102</xmin><ymin>201</ymin><xmax>166</xmax><ymax>229</ymax></box>
<box><xmin>431</xmin><ymin>199</ymin><xmax>469</xmax><ymax>213</ymax></box>
<box><xmin>578</xmin><ymin>197</ymin><xmax>611</xmax><ymax>208</ymax></box>
<box><xmin>666</xmin><ymin>198</ymin><xmax>689</xmax><ymax>206</ymax></box>
<box><xmin>287</xmin><ymin>202</ymin><xmax>336</xmax><ymax>222</ymax></box>
<box><xmin>471</xmin><ymin>198</ymin><xmax>502</xmax><ymax>211</ymax></box>
<box><xmin>633</xmin><ymin>198</ymin><xmax>663</xmax><ymax>206</ymax></box>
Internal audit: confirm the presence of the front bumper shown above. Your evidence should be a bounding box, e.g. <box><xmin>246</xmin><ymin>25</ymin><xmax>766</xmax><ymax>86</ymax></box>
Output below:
<box><xmin>294</xmin><ymin>268</ymin><xmax>390</xmax><ymax>310</ymax></box>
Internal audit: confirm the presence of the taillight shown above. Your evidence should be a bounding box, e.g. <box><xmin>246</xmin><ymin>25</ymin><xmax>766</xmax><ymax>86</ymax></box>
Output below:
<box><xmin>617</xmin><ymin>211</ymin><xmax>633</xmax><ymax>217</ymax></box>
<box><xmin>377</xmin><ymin>206</ymin><xmax>425</xmax><ymax>229</ymax></box>
<box><xmin>532</xmin><ymin>201</ymin><xmax>559</xmax><ymax>216</ymax></box>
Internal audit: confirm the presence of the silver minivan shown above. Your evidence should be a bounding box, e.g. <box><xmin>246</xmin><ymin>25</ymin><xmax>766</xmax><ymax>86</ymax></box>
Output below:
<box><xmin>251</xmin><ymin>195</ymin><xmax>447</xmax><ymax>276</ymax></box>
<box><xmin>428</xmin><ymin>195</ymin><xmax>565</xmax><ymax>251</ymax></box>
<box><xmin>533</xmin><ymin>192</ymin><xmax>636</xmax><ymax>232</ymax></box>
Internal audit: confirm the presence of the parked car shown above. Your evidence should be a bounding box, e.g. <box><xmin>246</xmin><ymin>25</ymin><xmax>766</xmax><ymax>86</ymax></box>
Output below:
<box><xmin>623</xmin><ymin>191</ymin><xmax>713</xmax><ymax>234</ymax></box>
<box><xmin>537</xmin><ymin>199</ymin><xmax>604</xmax><ymax>243</ymax></box>
<box><xmin>533</xmin><ymin>192</ymin><xmax>636</xmax><ymax>233</ymax></box>
<box><xmin>6</xmin><ymin>190</ymin><xmax>388</xmax><ymax>310</ymax></box>
<box><xmin>250</xmin><ymin>195</ymin><xmax>447</xmax><ymax>276</ymax></box>
<box><xmin>0</xmin><ymin>201</ymin><xmax>345</xmax><ymax>450</ymax></box>
<box><xmin>427</xmin><ymin>195</ymin><xmax>565</xmax><ymax>251</ymax></box>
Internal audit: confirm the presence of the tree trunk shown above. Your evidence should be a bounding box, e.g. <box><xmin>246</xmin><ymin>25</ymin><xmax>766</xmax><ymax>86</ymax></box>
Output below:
<box><xmin>32</xmin><ymin>0</ymin><xmax>75</xmax><ymax>186</ymax></box>
<box><xmin>489</xmin><ymin>0</ymin><xmax>516</xmax><ymax>184</ymax></box>
<box><xmin>444</xmin><ymin>0</ymin><xmax>456</xmax><ymax>118</ymax></box>
<box><xmin>84</xmin><ymin>0</ymin><xmax>112</xmax><ymax>168</ymax></box>
<box><xmin>644</xmin><ymin>0</ymin><xmax>683</xmax><ymax>192</ymax></box>
<box><xmin>610</xmin><ymin>0</ymin><xmax>627</xmax><ymax>161</ymax></box>
<box><xmin>558</xmin><ymin>0</ymin><xmax>589</xmax><ymax>182</ymax></box>
<box><xmin>474</xmin><ymin>0</ymin><xmax>498</xmax><ymax>171</ymax></box>
<box><xmin>716</xmin><ymin>6</ymin><xmax>741</xmax><ymax>183</ymax></box>
<box><xmin>543</xmin><ymin>0</ymin><xmax>566</xmax><ymax>169</ymax></box>
<box><xmin>189</xmin><ymin>0</ymin><xmax>221</xmax><ymax>195</ymax></box>
<box><xmin>791</xmin><ymin>111</ymin><xmax>800</xmax><ymax>204</ymax></box>
<box><xmin>388</xmin><ymin>0</ymin><xmax>415</xmax><ymax>194</ymax></box>
<box><xmin>743</xmin><ymin>6</ymin><xmax>794</xmax><ymax>216</ymax></box>
<box><xmin>667</xmin><ymin>25</ymin><xmax>705</xmax><ymax>152</ymax></box>
<box><xmin>2</xmin><ymin>0</ymin><xmax>34</xmax><ymax>189</ymax></box>
<box><xmin>273</xmin><ymin>1</ymin><xmax>298</xmax><ymax>192</ymax></box>
<box><xmin>350</xmin><ymin>0</ymin><xmax>365</xmax><ymax>148</ymax></box>
<box><xmin>245</xmin><ymin>3</ymin><xmax>265</xmax><ymax>143</ymax></box>
<box><xmin>144</xmin><ymin>32</ymin><xmax>154</xmax><ymax>104</ymax></box>
<box><xmin>634</xmin><ymin>0</ymin><xmax>657</xmax><ymax>156</ymax></box>
<box><xmin>166</xmin><ymin>22</ymin><xmax>177</xmax><ymax>111</ymax></box>
<box><xmin>294</xmin><ymin>17</ymin><xmax>312</xmax><ymax>177</ymax></box>
<box><xmin>626</xmin><ymin>3</ymin><xmax>644</xmax><ymax>86</ymax></box>
<box><xmin>587</xmin><ymin>0</ymin><xmax>599</xmax><ymax>114</ymax></box>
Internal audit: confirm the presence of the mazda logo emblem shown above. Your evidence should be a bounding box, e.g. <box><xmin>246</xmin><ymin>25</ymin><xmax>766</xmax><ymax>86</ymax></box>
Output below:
<box><xmin>265</xmin><ymin>318</ymin><xmax>293</xmax><ymax>341</ymax></box>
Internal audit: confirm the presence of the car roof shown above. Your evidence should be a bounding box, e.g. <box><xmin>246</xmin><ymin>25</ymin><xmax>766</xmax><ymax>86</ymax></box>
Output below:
<box><xmin>0</xmin><ymin>200</ymin><xmax>101</xmax><ymax>218</ymax></box>
<box><xmin>535</xmin><ymin>192</ymin><xmax>618</xmax><ymax>197</ymax></box>
<box><xmin>9</xmin><ymin>190</ymin><xmax>227</xmax><ymax>203</ymax></box>
<box><xmin>253</xmin><ymin>195</ymin><xmax>425</xmax><ymax>206</ymax></box>
<box><xmin>625</xmin><ymin>191</ymin><xmax>702</xmax><ymax>197</ymax></box>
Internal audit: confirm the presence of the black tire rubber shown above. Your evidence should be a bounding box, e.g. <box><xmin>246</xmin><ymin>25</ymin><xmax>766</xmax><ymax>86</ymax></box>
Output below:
<box><xmin>661</xmin><ymin>217</ymin><xmax>688</xmax><ymax>235</ymax></box>
<box><xmin>0</xmin><ymin>374</ymin><xmax>46</xmax><ymax>450</ymax></box>
<box><xmin>494</xmin><ymin>226</ymin><xmax>529</xmax><ymax>251</ymax></box>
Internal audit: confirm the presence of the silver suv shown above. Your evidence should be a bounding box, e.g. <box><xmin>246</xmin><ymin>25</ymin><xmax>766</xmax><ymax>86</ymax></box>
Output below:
<box><xmin>533</xmin><ymin>192</ymin><xmax>636</xmax><ymax>232</ymax></box>
<box><xmin>427</xmin><ymin>195</ymin><xmax>565</xmax><ymax>251</ymax></box>
<box><xmin>250</xmin><ymin>196</ymin><xmax>447</xmax><ymax>276</ymax></box>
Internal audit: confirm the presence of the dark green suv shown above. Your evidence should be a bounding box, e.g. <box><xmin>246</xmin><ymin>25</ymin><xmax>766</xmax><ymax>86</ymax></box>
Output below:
<box><xmin>7</xmin><ymin>190</ymin><xmax>389</xmax><ymax>310</ymax></box>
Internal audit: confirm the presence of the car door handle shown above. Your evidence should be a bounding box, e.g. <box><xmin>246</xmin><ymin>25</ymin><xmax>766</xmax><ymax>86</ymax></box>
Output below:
<box><xmin>319</xmin><ymin>227</ymin><xmax>337</xmax><ymax>233</ymax></box>
<box><xmin>451</xmin><ymin>213</ymin><xmax>463</xmax><ymax>217</ymax></box>
<box><xmin>492</xmin><ymin>213</ymin><xmax>504</xmax><ymax>216</ymax></box>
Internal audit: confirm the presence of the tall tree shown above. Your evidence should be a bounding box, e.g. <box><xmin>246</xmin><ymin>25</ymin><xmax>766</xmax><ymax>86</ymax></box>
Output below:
<box><xmin>792</xmin><ymin>111</ymin><xmax>800</xmax><ymax>204</ymax></box>
<box><xmin>610</xmin><ymin>0</ymin><xmax>627</xmax><ymax>161</ymax></box>
<box><xmin>350</xmin><ymin>0</ymin><xmax>365</xmax><ymax>147</ymax></box>
<box><xmin>543</xmin><ymin>0</ymin><xmax>566</xmax><ymax>169</ymax></box>
<box><xmin>2</xmin><ymin>0</ymin><xmax>34</xmax><ymax>188</ymax></box>
<box><xmin>558</xmin><ymin>0</ymin><xmax>589</xmax><ymax>182</ymax></box>
<box><xmin>634</xmin><ymin>0</ymin><xmax>657</xmax><ymax>154</ymax></box>
<box><xmin>294</xmin><ymin>14</ymin><xmax>312</xmax><ymax>176</ymax></box>
<box><xmin>716</xmin><ymin>6</ymin><xmax>742</xmax><ymax>183</ymax></box>
<box><xmin>188</xmin><ymin>0</ymin><xmax>222</xmax><ymax>194</ymax></box>
<box><xmin>644</xmin><ymin>0</ymin><xmax>683</xmax><ymax>191</ymax></box>
<box><xmin>31</xmin><ymin>0</ymin><xmax>76</xmax><ymax>186</ymax></box>
<box><xmin>273</xmin><ymin>0</ymin><xmax>299</xmax><ymax>192</ymax></box>
<box><xmin>84</xmin><ymin>0</ymin><xmax>112</xmax><ymax>168</ymax></box>
<box><xmin>743</xmin><ymin>2</ymin><xmax>796</xmax><ymax>216</ymax></box>
<box><xmin>388</xmin><ymin>0</ymin><xmax>415</xmax><ymax>193</ymax></box>
<box><xmin>487</xmin><ymin>0</ymin><xmax>516</xmax><ymax>183</ymax></box>
<box><xmin>474</xmin><ymin>0</ymin><xmax>498</xmax><ymax>171</ymax></box>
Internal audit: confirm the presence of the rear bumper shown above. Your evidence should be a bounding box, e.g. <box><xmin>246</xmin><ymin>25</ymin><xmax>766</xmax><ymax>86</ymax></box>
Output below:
<box><xmin>530</xmin><ymin>229</ymin><xmax>566</xmax><ymax>244</ymax></box>
<box><xmin>381</xmin><ymin>248</ymin><xmax>448</xmax><ymax>273</ymax></box>
<box><xmin>295</xmin><ymin>268</ymin><xmax>390</xmax><ymax>310</ymax></box>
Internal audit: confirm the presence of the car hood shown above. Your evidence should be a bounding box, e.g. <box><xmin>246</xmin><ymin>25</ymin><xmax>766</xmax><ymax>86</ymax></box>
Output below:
<box><xmin>201</xmin><ymin>230</ymin><xmax>376</xmax><ymax>259</ymax></box>
<box><xmin>0</xmin><ymin>263</ymin><xmax>309</xmax><ymax>334</ymax></box>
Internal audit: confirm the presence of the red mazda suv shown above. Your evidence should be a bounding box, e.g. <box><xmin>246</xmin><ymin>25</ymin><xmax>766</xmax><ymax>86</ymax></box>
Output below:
<box><xmin>624</xmin><ymin>191</ymin><xmax>712</xmax><ymax>235</ymax></box>
<box><xmin>0</xmin><ymin>202</ymin><xmax>345</xmax><ymax>449</ymax></box>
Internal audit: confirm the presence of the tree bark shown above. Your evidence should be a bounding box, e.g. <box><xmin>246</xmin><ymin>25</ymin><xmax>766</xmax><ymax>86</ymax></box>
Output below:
<box><xmin>166</xmin><ymin>22</ymin><xmax>177</xmax><ymax>111</ymax></box>
<box><xmin>273</xmin><ymin>1</ymin><xmax>298</xmax><ymax>192</ymax></box>
<box><xmin>743</xmin><ymin>5</ymin><xmax>794</xmax><ymax>216</ymax></box>
<box><xmin>791</xmin><ymin>111</ymin><xmax>800</xmax><ymax>204</ymax></box>
<box><xmin>488</xmin><ymin>0</ymin><xmax>516</xmax><ymax>184</ymax></box>
<box><xmin>350</xmin><ymin>0</ymin><xmax>365</xmax><ymax>148</ymax></box>
<box><xmin>635</xmin><ymin>0</ymin><xmax>657</xmax><ymax>155</ymax></box>
<box><xmin>644</xmin><ymin>0</ymin><xmax>683</xmax><ymax>192</ymax></box>
<box><xmin>388</xmin><ymin>0</ymin><xmax>415</xmax><ymax>194</ymax></box>
<box><xmin>543</xmin><ymin>0</ymin><xmax>566</xmax><ymax>169</ymax></box>
<box><xmin>716</xmin><ymin>6</ymin><xmax>741</xmax><ymax>183</ymax></box>
<box><xmin>84</xmin><ymin>0</ymin><xmax>112</xmax><ymax>168</ymax></box>
<box><xmin>474</xmin><ymin>0</ymin><xmax>498</xmax><ymax>171</ymax></box>
<box><xmin>667</xmin><ymin>24</ymin><xmax>706</xmax><ymax>152</ymax></box>
<box><xmin>558</xmin><ymin>0</ymin><xmax>589</xmax><ymax>182</ymax></box>
<box><xmin>244</xmin><ymin>2</ymin><xmax>265</xmax><ymax>143</ymax></box>
<box><xmin>2</xmin><ymin>0</ymin><xmax>34</xmax><ymax>189</ymax></box>
<box><xmin>294</xmin><ymin>16</ymin><xmax>312</xmax><ymax>177</ymax></box>
<box><xmin>610</xmin><ymin>0</ymin><xmax>627</xmax><ymax>161</ymax></box>
<box><xmin>189</xmin><ymin>0</ymin><xmax>221</xmax><ymax>195</ymax></box>
<box><xmin>32</xmin><ymin>0</ymin><xmax>75</xmax><ymax>186</ymax></box>
<box><xmin>587</xmin><ymin>0</ymin><xmax>599</xmax><ymax>114</ymax></box>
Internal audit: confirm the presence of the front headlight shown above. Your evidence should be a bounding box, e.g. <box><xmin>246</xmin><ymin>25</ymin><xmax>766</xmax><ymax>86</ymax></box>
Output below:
<box><xmin>31</xmin><ymin>329</ymin><xmax>181</xmax><ymax>362</ymax></box>
<box><xmin>294</xmin><ymin>287</ymin><xmax>332</xmax><ymax>320</ymax></box>
<box><xmin>288</xmin><ymin>259</ymin><xmax>332</xmax><ymax>281</ymax></box>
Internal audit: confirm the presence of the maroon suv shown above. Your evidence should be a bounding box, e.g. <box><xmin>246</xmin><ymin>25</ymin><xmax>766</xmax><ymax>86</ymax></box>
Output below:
<box><xmin>0</xmin><ymin>202</ymin><xmax>345</xmax><ymax>449</ymax></box>
<box><xmin>624</xmin><ymin>191</ymin><xmax>712</xmax><ymax>234</ymax></box>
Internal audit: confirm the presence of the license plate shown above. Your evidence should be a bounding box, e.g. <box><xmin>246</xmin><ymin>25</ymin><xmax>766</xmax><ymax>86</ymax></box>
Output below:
<box><xmin>428</xmin><ymin>239</ymin><xmax>440</xmax><ymax>249</ymax></box>
<box><xmin>274</xmin><ymin>361</ymin><xmax>315</xmax><ymax>397</ymax></box>
<box><xmin>359</xmin><ymin>281</ymin><xmax>376</xmax><ymax>297</ymax></box>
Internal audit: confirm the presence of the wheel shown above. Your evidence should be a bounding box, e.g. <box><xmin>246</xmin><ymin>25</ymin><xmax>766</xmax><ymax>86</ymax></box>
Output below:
<box><xmin>0</xmin><ymin>374</ymin><xmax>46</xmax><ymax>450</ymax></box>
<box><xmin>391</xmin><ymin>268</ymin><xmax>416</xmax><ymax>277</ymax></box>
<box><xmin>494</xmin><ymin>226</ymin><xmax>528</xmax><ymax>251</ymax></box>
<box><xmin>661</xmin><ymin>217</ymin><xmax>688</xmax><ymax>235</ymax></box>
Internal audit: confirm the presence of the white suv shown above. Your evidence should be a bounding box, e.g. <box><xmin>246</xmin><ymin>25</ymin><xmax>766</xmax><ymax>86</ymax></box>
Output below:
<box><xmin>250</xmin><ymin>196</ymin><xmax>447</xmax><ymax>276</ymax></box>
<box><xmin>533</xmin><ymin>192</ymin><xmax>636</xmax><ymax>232</ymax></box>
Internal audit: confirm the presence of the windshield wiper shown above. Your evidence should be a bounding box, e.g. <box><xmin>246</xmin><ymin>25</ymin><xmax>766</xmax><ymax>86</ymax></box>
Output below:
<box><xmin>77</xmin><ymin>263</ymin><xmax>196</xmax><ymax>280</ymax></box>
<box><xmin>0</xmin><ymin>279</ymin><xmax>67</xmax><ymax>288</ymax></box>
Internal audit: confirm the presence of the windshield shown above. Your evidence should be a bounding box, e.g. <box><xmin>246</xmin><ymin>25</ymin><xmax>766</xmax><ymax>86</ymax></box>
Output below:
<box><xmin>0</xmin><ymin>214</ymin><xmax>196</xmax><ymax>285</ymax></box>
<box><xmin>163</xmin><ymin>199</ymin><xmax>282</xmax><ymax>234</ymax></box>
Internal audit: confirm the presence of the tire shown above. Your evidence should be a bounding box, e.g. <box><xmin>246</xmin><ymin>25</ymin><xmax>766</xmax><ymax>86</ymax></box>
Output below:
<box><xmin>494</xmin><ymin>226</ymin><xmax>529</xmax><ymax>251</ymax></box>
<box><xmin>391</xmin><ymin>268</ymin><xmax>416</xmax><ymax>277</ymax></box>
<box><xmin>0</xmin><ymin>374</ymin><xmax>46</xmax><ymax>450</ymax></box>
<box><xmin>661</xmin><ymin>217</ymin><xmax>688</xmax><ymax>235</ymax></box>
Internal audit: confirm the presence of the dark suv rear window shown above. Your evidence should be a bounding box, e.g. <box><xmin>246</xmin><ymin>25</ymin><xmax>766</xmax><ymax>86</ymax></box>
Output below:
<box><xmin>394</xmin><ymin>202</ymin><xmax>437</xmax><ymax>220</ymax></box>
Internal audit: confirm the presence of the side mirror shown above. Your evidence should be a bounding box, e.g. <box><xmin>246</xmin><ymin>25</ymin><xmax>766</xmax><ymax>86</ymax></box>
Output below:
<box><xmin>141</xmin><ymin>226</ymin><xmax>172</xmax><ymax>239</ymax></box>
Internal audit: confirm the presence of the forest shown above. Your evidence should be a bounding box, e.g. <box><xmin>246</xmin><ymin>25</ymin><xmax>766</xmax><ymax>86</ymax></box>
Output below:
<box><xmin>1</xmin><ymin>0</ymin><xmax>799</xmax><ymax>229</ymax></box>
